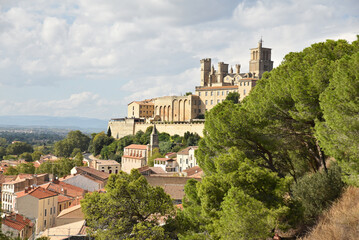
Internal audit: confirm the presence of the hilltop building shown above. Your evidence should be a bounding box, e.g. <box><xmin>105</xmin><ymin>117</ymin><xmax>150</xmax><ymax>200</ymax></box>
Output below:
<box><xmin>108</xmin><ymin>39</ymin><xmax>273</xmax><ymax>139</ymax></box>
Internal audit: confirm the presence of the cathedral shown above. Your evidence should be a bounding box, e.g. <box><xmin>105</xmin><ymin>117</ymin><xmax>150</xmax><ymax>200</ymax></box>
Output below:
<box><xmin>127</xmin><ymin>39</ymin><xmax>273</xmax><ymax>121</ymax></box>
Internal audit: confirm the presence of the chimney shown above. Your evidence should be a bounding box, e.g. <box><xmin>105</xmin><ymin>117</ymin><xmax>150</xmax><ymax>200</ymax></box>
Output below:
<box><xmin>64</xmin><ymin>189</ymin><xmax>67</xmax><ymax>196</ymax></box>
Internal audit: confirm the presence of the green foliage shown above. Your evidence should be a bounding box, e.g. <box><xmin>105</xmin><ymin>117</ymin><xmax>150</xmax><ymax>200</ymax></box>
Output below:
<box><xmin>148</xmin><ymin>148</ymin><xmax>163</xmax><ymax>167</ymax></box>
<box><xmin>291</xmin><ymin>164</ymin><xmax>344</xmax><ymax>222</ymax></box>
<box><xmin>182</xmin><ymin>37</ymin><xmax>359</xmax><ymax>238</ymax></box>
<box><xmin>54</xmin><ymin>130</ymin><xmax>90</xmax><ymax>157</ymax></box>
<box><xmin>0</xmin><ymin>137</ymin><xmax>7</xmax><ymax>147</ymax></box>
<box><xmin>159</xmin><ymin>132</ymin><xmax>170</xmax><ymax>142</ymax></box>
<box><xmin>183</xmin><ymin>132</ymin><xmax>200</xmax><ymax>146</ymax></box>
<box><xmin>6</xmin><ymin>142</ymin><xmax>33</xmax><ymax>155</ymax></box>
<box><xmin>0</xmin><ymin>147</ymin><xmax>6</xmax><ymax>159</ymax></box>
<box><xmin>81</xmin><ymin>170</ymin><xmax>174</xmax><ymax>239</ymax></box>
<box><xmin>16</xmin><ymin>162</ymin><xmax>35</xmax><ymax>174</ymax></box>
<box><xmin>125</xmin><ymin>222</ymin><xmax>169</xmax><ymax>240</ymax></box>
<box><xmin>213</xmin><ymin>188</ymin><xmax>274</xmax><ymax>240</ymax></box>
<box><xmin>35</xmin><ymin>157</ymin><xmax>82</xmax><ymax>177</ymax></box>
<box><xmin>89</xmin><ymin>132</ymin><xmax>114</xmax><ymax>156</ymax></box>
<box><xmin>185</xmin><ymin>92</ymin><xmax>192</xmax><ymax>96</ymax></box>
<box><xmin>159</xmin><ymin>141</ymin><xmax>172</xmax><ymax>155</ymax></box>
<box><xmin>315</xmin><ymin>52</ymin><xmax>359</xmax><ymax>184</ymax></box>
<box><xmin>19</xmin><ymin>152</ymin><xmax>32</xmax><ymax>162</ymax></box>
<box><xmin>31</xmin><ymin>151</ymin><xmax>42</xmax><ymax>161</ymax></box>
<box><xmin>5</xmin><ymin>166</ymin><xmax>18</xmax><ymax>175</ymax></box>
<box><xmin>225</xmin><ymin>91</ymin><xmax>240</xmax><ymax>104</ymax></box>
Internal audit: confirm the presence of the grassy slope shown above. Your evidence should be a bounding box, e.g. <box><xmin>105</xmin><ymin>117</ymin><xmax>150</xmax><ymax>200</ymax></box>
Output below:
<box><xmin>300</xmin><ymin>186</ymin><xmax>359</xmax><ymax>240</ymax></box>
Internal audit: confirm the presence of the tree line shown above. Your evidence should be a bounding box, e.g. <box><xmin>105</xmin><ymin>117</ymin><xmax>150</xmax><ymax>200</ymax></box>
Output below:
<box><xmin>80</xmin><ymin>37</ymin><xmax>359</xmax><ymax>239</ymax></box>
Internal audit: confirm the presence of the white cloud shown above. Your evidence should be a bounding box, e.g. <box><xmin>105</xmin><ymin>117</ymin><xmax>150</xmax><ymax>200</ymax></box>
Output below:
<box><xmin>0</xmin><ymin>92</ymin><xmax>123</xmax><ymax>119</ymax></box>
<box><xmin>0</xmin><ymin>0</ymin><xmax>358</xmax><ymax>119</ymax></box>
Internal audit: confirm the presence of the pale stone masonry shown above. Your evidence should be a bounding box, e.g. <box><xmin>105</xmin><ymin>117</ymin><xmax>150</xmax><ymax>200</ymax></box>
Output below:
<box><xmin>121</xmin><ymin>144</ymin><xmax>149</xmax><ymax>174</ymax></box>
<box><xmin>128</xmin><ymin>99</ymin><xmax>154</xmax><ymax>118</ymax></box>
<box><xmin>108</xmin><ymin>39</ymin><xmax>273</xmax><ymax>139</ymax></box>
<box><xmin>16</xmin><ymin>187</ymin><xmax>58</xmax><ymax>234</ymax></box>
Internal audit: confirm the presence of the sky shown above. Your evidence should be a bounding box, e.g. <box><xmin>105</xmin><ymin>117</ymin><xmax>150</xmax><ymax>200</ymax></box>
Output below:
<box><xmin>0</xmin><ymin>0</ymin><xmax>358</xmax><ymax>120</ymax></box>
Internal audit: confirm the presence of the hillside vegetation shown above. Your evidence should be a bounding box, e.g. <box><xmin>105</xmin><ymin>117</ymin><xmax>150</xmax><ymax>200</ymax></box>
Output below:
<box><xmin>80</xmin><ymin>37</ymin><xmax>359</xmax><ymax>239</ymax></box>
<box><xmin>301</xmin><ymin>187</ymin><xmax>359</xmax><ymax>240</ymax></box>
<box><xmin>178</xmin><ymin>37</ymin><xmax>359</xmax><ymax>239</ymax></box>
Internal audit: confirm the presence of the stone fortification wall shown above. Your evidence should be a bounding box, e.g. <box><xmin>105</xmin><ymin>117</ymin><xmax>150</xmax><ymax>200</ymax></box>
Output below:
<box><xmin>135</xmin><ymin>122</ymin><xmax>204</xmax><ymax>137</ymax></box>
<box><xmin>108</xmin><ymin>119</ymin><xmax>204</xmax><ymax>139</ymax></box>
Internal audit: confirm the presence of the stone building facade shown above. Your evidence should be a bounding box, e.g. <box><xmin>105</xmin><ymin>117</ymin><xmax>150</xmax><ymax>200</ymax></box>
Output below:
<box><xmin>127</xmin><ymin>100</ymin><xmax>154</xmax><ymax>118</ymax></box>
<box><xmin>109</xmin><ymin>40</ymin><xmax>273</xmax><ymax>139</ymax></box>
<box><xmin>121</xmin><ymin>144</ymin><xmax>149</xmax><ymax>174</ymax></box>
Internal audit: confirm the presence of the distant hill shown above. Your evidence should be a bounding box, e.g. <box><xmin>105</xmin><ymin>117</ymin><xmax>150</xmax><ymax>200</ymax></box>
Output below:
<box><xmin>0</xmin><ymin>115</ymin><xmax>108</xmax><ymax>132</ymax></box>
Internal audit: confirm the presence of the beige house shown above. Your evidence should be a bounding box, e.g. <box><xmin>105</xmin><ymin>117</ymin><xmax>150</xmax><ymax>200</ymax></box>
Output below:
<box><xmin>2</xmin><ymin>174</ymin><xmax>49</xmax><ymax>213</ymax></box>
<box><xmin>91</xmin><ymin>159</ymin><xmax>121</xmax><ymax>174</ymax></box>
<box><xmin>177</xmin><ymin>146</ymin><xmax>199</xmax><ymax>172</ymax></box>
<box><xmin>16</xmin><ymin>187</ymin><xmax>58</xmax><ymax>234</ymax></box>
<box><xmin>121</xmin><ymin>144</ymin><xmax>148</xmax><ymax>173</ymax></box>
<box><xmin>154</xmin><ymin>158</ymin><xmax>178</xmax><ymax>172</ymax></box>
<box><xmin>128</xmin><ymin>100</ymin><xmax>154</xmax><ymax>118</ymax></box>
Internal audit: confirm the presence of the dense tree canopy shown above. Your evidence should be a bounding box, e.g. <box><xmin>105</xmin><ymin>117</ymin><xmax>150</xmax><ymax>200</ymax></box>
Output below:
<box><xmin>82</xmin><ymin>170</ymin><xmax>175</xmax><ymax>239</ymax></box>
<box><xmin>178</xmin><ymin>37</ymin><xmax>359</xmax><ymax>238</ymax></box>
<box><xmin>54</xmin><ymin>130</ymin><xmax>90</xmax><ymax>157</ymax></box>
<box><xmin>6</xmin><ymin>142</ymin><xmax>33</xmax><ymax>155</ymax></box>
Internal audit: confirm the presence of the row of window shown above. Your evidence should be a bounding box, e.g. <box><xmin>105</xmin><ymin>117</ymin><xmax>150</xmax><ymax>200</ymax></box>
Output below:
<box><xmin>44</xmin><ymin>206</ymin><xmax>56</xmax><ymax>216</ymax></box>
<box><xmin>140</xmin><ymin>105</ymin><xmax>153</xmax><ymax>109</ymax></box>
<box><xmin>2</xmin><ymin>193</ymin><xmax>12</xmax><ymax>202</ymax></box>
<box><xmin>199</xmin><ymin>90</ymin><xmax>235</xmax><ymax>97</ymax></box>
<box><xmin>140</xmin><ymin>110</ymin><xmax>152</xmax><ymax>114</ymax></box>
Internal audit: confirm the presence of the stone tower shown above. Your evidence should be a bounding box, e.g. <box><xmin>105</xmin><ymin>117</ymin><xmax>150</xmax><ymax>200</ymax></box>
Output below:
<box><xmin>150</xmin><ymin>124</ymin><xmax>159</xmax><ymax>153</ymax></box>
<box><xmin>200</xmin><ymin>58</ymin><xmax>211</xmax><ymax>86</ymax></box>
<box><xmin>249</xmin><ymin>38</ymin><xmax>273</xmax><ymax>79</ymax></box>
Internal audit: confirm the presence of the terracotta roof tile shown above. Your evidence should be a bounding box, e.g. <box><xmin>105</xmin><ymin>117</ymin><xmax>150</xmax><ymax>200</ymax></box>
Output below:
<box><xmin>58</xmin><ymin>195</ymin><xmax>73</xmax><ymax>203</ymax></box>
<box><xmin>3</xmin><ymin>214</ymin><xmax>33</xmax><ymax>231</ymax></box>
<box><xmin>18</xmin><ymin>187</ymin><xmax>58</xmax><ymax>199</ymax></box>
<box><xmin>122</xmin><ymin>155</ymin><xmax>145</xmax><ymax>160</ymax></box>
<box><xmin>75</xmin><ymin>167</ymin><xmax>110</xmax><ymax>180</ymax></box>
<box><xmin>42</xmin><ymin>181</ymin><xmax>86</xmax><ymax>198</ymax></box>
<box><xmin>154</xmin><ymin>158</ymin><xmax>174</xmax><ymax>162</ymax></box>
<box><xmin>177</xmin><ymin>146</ymin><xmax>198</xmax><ymax>155</ymax></box>
<box><xmin>124</xmin><ymin>144</ymin><xmax>148</xmax><ymax>150</ymax></box>
<box><xmin>163</xmin><ymin>184</ymin><xmax>185</xmax><ymax>200</ymax></box>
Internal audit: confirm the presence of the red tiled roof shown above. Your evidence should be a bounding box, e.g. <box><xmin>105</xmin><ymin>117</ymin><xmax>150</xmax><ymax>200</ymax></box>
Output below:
<box><xmin>18</xmin><ymin>187</ymin><xmax>58</xmax><ymax>199</ymax></box>
<box><xmin>177</xmin><ymin>146</ymin><xmax>198</xmax><ymax>155</ymax></box>
<box><xmin>42</xmin><ymin>181</ymin><xmax>86</xmax><ymax>198</ymax></box>
<box><xmin>58</xmin><ymin>195</ymin><xmax>73</xmax><ymax>203</ymax></box>
<box><xmin>163</xmin><ymin>184</ymin><xmax>185</xmax><ymax>200</ymax></box>
<box><xmin>183</xmin><ymin>166</ymin><xmax>203</xmax><ymax>178</ymax></box>
<box><xmin>124</xmin><ymin>144</ymin><xmax>148</xmax><ymax>150</ymax></box>
<box><xmin>74</xmin><ymin>167</ymin><xmax>110</xmax><ymax>180</ymax></box>
<box><xmin>2</xmin><ymin>214</ymin><xmax>33</xmax><ymax>231</ymax></box>
<box><xmin>165</xmin><ymin>152</ymin><xmax>177</xmax><ymax>158</ymax></box>
<box><xmin>122</xmin><ymin>155</ymin><xmax>145</xmax><ymax>160</ymax></box>
<box><xmin>154</xmin><ymin>158</ymin><xmax>175</xmax><ymax>162</ymax></box>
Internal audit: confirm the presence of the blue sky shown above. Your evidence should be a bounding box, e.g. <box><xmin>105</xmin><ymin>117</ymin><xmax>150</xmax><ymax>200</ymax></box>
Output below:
<box><xmin>0</xmin><ymin>0</ymin><xmax>358</xmax><ymax>120</ymax></box>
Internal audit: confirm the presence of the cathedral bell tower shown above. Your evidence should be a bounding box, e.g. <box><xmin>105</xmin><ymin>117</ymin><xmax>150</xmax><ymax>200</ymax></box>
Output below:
<box><xmin>249</xmin><ymin>38</ymin><xmax>273</xmax><ymax>79</ymax></box>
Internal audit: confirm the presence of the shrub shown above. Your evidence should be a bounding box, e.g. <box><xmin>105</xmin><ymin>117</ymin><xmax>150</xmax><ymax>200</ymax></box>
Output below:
<box><xmin>291</xmin><ymin>163</ymin><xmax>344</xmax><ymax>222</ymax></box>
